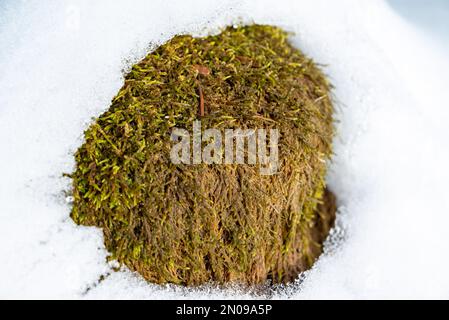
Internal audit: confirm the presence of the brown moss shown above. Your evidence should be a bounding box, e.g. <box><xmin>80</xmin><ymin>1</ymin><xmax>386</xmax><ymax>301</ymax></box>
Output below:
<box><xmin>69</xmin><ymin>24</ymin><xmax>335</xmax><ymax>285</ymax></box>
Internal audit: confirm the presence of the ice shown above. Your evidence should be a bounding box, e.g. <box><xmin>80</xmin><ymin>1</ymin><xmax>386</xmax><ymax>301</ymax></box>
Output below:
<box><xmin>1</xmin><ymin>0</ymin><xmax>449</xmax><ymax>299</ymax></box>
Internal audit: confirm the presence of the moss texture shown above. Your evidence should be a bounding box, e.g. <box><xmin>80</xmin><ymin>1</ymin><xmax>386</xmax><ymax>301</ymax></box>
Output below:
<box><xmin>70</xmin><ymin>25</ymin><xmax>335</xmax><ymax>285</ymax></box>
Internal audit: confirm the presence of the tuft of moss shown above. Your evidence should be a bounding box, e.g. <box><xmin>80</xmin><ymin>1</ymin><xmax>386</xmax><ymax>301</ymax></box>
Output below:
<box><xmin>69</xmin><ymin>25</ymin><xmax>335</xmax><ymax>285</ymax></box>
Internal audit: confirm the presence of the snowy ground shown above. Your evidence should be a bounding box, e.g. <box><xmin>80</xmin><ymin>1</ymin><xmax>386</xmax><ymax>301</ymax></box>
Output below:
<box><xmin>1</xmin><ymin>0</ymin><xmax>449</xmax><ymax>299</ymax></box>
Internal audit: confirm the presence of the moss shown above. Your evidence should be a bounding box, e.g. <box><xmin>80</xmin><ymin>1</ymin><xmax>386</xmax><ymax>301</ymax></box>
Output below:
<box><xmin>69</xmin><ymin>24</ymin><xmax>335</xmax><ymax>285</ymax></box>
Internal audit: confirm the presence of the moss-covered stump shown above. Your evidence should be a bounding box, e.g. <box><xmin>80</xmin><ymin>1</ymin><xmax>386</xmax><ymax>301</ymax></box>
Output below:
<box><xmin>70</xmin><ymin>25</ymin><xmax>335</xmax><ymax>285</ymax></box>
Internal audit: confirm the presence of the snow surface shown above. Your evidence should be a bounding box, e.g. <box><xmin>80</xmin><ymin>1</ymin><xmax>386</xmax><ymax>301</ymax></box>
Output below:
<box><xmin>389</xmin><ymin>0</ymin><xmax>449</xmax><ymax>49</ymax></box>
<box><xmin>1</xmin><ymin>0</ymin><xmax>449</xmax><ymax>299</ymax></box>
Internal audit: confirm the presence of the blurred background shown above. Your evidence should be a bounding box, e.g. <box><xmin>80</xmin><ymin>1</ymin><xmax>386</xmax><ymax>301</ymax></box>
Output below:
<box><xmin>388</xmin><ymin>0</ymin><xmax>449</xmax><ymax>51</ymax></box>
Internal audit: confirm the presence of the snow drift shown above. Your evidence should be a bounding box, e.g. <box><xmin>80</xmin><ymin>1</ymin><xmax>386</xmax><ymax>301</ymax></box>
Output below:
<box><xmin>0</xmin><ymin>0</ymin><xmax>449</xmax><ymax>299</ymax></box>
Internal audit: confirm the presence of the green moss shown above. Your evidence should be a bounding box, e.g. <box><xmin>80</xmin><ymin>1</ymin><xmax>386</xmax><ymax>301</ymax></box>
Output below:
<box><xmin>69</xmin><ymin>24</ymin><xmax>335</xmax><ymax>285</ymax></box>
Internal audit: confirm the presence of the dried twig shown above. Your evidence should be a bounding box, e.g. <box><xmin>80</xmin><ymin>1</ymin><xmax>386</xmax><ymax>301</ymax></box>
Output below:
<box><xmin>199</xmin><ymin>85</ymin><xmax>204</xmax><ymax>117</ymax></box>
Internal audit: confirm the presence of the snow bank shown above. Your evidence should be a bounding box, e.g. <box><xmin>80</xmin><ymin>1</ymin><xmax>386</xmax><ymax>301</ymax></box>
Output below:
<box><xmin>1</xmin><ymin>0</ymin><xmax>448</xmax><ymax>299</ymax></box>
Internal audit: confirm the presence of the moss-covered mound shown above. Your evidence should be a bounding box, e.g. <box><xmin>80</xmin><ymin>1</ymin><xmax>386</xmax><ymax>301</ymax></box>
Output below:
<box><xmin>70</xmin><ymin>25</ymin><xmax>335</xmax><ymax>285</ymax></box>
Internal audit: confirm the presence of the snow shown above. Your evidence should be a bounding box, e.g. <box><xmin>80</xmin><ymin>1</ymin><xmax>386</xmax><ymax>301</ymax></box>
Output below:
<box><xmin>1</xmin><ymin>0</ymin><xmax>449</xmax><ymax>299</ymax></box>
<box><xmin>389</xmin><ymin>0</ymin><xmax>449</xmax><ymax>49</ymax></box>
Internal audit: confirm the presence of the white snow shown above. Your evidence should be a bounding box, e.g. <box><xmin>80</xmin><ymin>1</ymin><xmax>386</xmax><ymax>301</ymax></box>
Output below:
<box><xmin>1</xmin><ymin>0</ymin><xmax>449</xmax><ymax>299</ymax></box>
